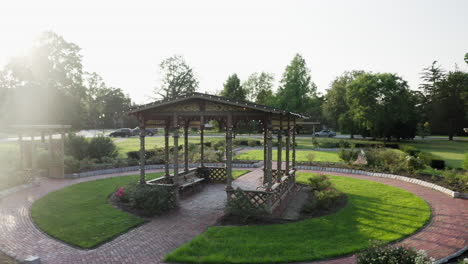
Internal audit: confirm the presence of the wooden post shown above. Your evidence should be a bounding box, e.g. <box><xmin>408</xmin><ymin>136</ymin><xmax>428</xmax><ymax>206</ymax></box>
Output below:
<box><xmin>292</xmin><ymin>121</ymin><xmax>296</xmax><ymax>169</ymax></box>
<box><xmin>60</xmin><ymin>131</ymin><xmax>65</xmax><ymax>177</ymax></box>
<box><xmin>139</xmin><ymin>118</ymin><xmax>146</xmax><ymax>184</ymax></box>
<box><xmin>266</xmin><ymin>119</ymin><xmax>273</xmax><ymax>190</ymax></box>
<box><xmin>200</xmin><ymin>116</ymin><xmax>205</xmax><ymax>167</ymax></box>
<box><xmin>226</xmin><ymin>114</ymin><xmax>233</xmax><ymax>190</ymax></box>
<box><xmin>286</xmin><ymin>117</ymin><xmax>290</xmax><ymax>174</ymax></box>
<box><xmin>173</xmin><ymin>115</ymin><xmax>179</xmax><ymax>185</ymax></box>
<box><xmin>184</xmin><ymin>121</ymin><xmax>189</xmax><ymax>172</ymax></box>
<box><xmin>277</xmin><ymin>118</ymin><xmax>282</xmax><ymax>182</ymax></box>
<box><xmin>164</xmin><ymin>124</ymin><xmax>170</xmax><ymax>177</ymax></box>
<box><xmin>30</xmin><ymin>134</ymin><xmax>35</xmax><ymax>170</ymax></box>
<box><xmin>19</xmin><ymin>133</ymin><xmax>23</xmax><ymax>170</ymax></box>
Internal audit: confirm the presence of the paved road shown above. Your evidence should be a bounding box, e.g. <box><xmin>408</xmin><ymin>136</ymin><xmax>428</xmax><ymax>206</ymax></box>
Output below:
<box><xmin>1</xmin><ymin>129</ymin><xmax>466</xmax><ymax>143</ymax></box>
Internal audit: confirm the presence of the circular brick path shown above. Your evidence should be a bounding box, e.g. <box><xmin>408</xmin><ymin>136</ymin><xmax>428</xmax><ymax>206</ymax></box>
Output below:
<box><xmin>0</xmin><ymin>169</ymin><xmax>466</xmax><ymax>264</ymax></box>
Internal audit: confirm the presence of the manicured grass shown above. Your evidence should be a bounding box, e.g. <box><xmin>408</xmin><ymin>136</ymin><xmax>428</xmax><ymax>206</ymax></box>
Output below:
<box><xmin>232</xmin><ymin>170</ymin><xmax>250</xmax><ymax>179</ymax></box>
<box><xmin>31</xmin><ymin>172</ymin><xmax>164</xmax><ymax>248</ymax></box>
<box><xmin>30</xmin><ymin>170</ymin><xmax>248</xmax><ymax>249</ymax></box>
<box><xmin>402</xmin><ymin>140</ymin><xmax>468</xmax><ymax>168</ymax></box>
<box><xmin>165</xmin><ymin>173</ymin><xmax>431</xmax><ymax>263</ymax></box>
<box><xmin>235</xmin><ymin>149</ymin><xmax>342</xmax><ymax>163</ymax></box>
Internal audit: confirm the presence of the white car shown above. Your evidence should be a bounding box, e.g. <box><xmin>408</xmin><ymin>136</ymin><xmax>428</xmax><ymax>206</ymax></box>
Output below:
<box><xmin>314</xmin><ymin>130</ymin><xmax>336</xmax><ymax>137</ymax></box>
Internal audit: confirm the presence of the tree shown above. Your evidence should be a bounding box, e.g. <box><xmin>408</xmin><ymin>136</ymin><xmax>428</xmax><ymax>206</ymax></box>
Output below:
<box><xmin>323</xmin><ymin>71</ymin><xmax>364</xmax><ymax>132</ymax></box>
<box><xmin>243</xmin><ymin>72</ymin><xmax>275</xmax><ymax>105</ymax></box>
<box><xmin>465</xmin><ymin>53</ymin><xmax>468</xmax><ymax>65</ymax></box>
<box><xmin>156</xmin><ymin>55</ymin><xmax>198</xmax><ymax>100</ymax></box>
<box><xmin>220</xmin><ymin>74</ymin><xmax>246</xmax><ymax>100</ymax></box>
<box><xmin>417</xmin><ymin>122</ymin><xmax>431</xmax><ymax>139</ymax></box>
<box><xmin>276</xmin><ymin>54</ymin><xmax>317</xmax><ymax>115</ymax></box>
<box><xmin>419</xmin><ymin>61</ymin><xmax>445</xmax><ymax>99</ymax></box>
<box><xmin>432</xmin><ymin>70</ymin><xmax>468</xmax><ymax>140</ymax></box>
<box><xmin>0</xmin><ymin>31</ymin><xmax>86</xmax><ymax>127</ymax></box>
<box><xmin>346</xmin><ymin>73</ymin><xmax>418</xmax><ymax>140</ymax></box>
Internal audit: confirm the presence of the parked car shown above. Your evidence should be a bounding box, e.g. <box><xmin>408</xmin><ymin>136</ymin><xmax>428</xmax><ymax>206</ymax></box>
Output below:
<box><xmin>314</xmin><ymin>130</ymin><xmax>336</xmax><ymax>137</ymax></box>
<box><xmin>131</xmin><ymin>127</ymin><xmax>156</xmax><ymax>136</ymax></box>
<box><xmin>109</xmin><ymin>128</ymin><xmax>133</xmax><ymax>137</ymax></box>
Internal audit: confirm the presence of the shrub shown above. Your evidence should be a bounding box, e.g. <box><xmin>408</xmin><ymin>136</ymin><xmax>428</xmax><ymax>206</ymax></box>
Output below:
<box><xmin>88</xmin><ymin>136</ymin><xmax>118</xmax><ymax>162</ymax></box>
<box><xmin>306</xmin><ymin>174</ymin><xmax>332</xmax><ymax>191</ymax></box>
<box><xmin>400</xmin><ymin>145</ymin><xmax>420</xmax><ymax>156</ymax></box>
<box><xmin>417</xmin><ymin>152</ymin><xmax>435</xmax><ymax>166</ymax></box>
<box><xmin>126</xmin><ymin>150</ymin><xmax>157</xmax><ymax>160</ymax></box>
<box><xmin>405</xmin><ymin>156</ymin><xmax>425</xmax><ymax>172</ymax></box>
<box><xmin>431</xmin><ymin>159</ymin><xmax>445</xmax><ymax>170</ymax></box>
<box><xmin>79</xmin><ymin>158</ymin><xmax>98</xmax><ymax>171</ymax></box>
<box><xmin>464</xmin><ymin>153</ymin><xmax>468</xmax><ymax>171</ymax></box>
<box><xmin>315</xmin><ymin>188</ymin><xmax>343</xmax><ymax>210</ymax></box>
<box><xmin>306</xmin><ymin>153</ymin><xmax>315</xmax><ymax>163</ymax></box>
<box><xmin>248</xmin><ymin>140</ymin><xmax>261</xmax><ymax>147</ymax></box>
<box><xmin>123</xmin><ymin>183</ymin><xmax>175</xmax><ymax>216</ymax></box>
<box><xmin>64</xmin><ymin>155</ymin><xmax>80</xmax><ymax>173</ymax></box>
<box><xmin>366</xmin><ymin>149</ymin><xmax>405</xmax><ymax>172</ymax></box>
<box><xmin>311</xmin><ymin>137</ymin><xmax>319</xmax><ymax>148</ymax></box>
<box><xmin>357</xmin><ymin>241</ymin><xmax>434</xmax><ymax>264</ymax></box>
<box><xmin>441</xmin><ymin>169</ymin><xmax>459</xmax><ymax>185</ymax></box>
<box><xmin>64</xmin><ymin>133</ymin><xmax>89</xmax><ymax>160</ymax></box>
<box><xmin>212</xmin><ymin>140</ymin><xmax>225</xmax><ymax>150</ymax></box>
<box><xmin>339</xmin><ymin>147</ymin><xmax>359</xmax><ymax>164</ymax></box>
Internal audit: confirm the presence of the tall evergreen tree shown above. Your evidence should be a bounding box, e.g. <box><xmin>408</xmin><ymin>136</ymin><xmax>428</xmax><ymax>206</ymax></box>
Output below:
<box><xmin>220</xmin><ymin>74</ymin><xmax>246</xmax><ymax>100</ymax></box>
<box><xmin>276</xmin><ymin>54</ymin><xmax>317</xmax><ymax>116</ymax></box>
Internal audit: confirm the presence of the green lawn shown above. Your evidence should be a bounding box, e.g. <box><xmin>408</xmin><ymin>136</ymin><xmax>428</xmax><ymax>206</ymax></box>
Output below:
<box><xmin>30</xmin><ymin>170</ymin><xmax>249</xmax><ymax>249</ymax></box>
<box><xmin>165</xmin><ymin>173</ymin><xmax>431</xmax><ymax>263</ymax></box>
<box><xmin>232</xmin><ymin>170</ymin><xmax>250</xmax><ymax>179</ymax></box>
<box><xmin>31</xmin><ymin>172</ymin><xmax>164</xmax><ymax>248</ymax></box>
<box><xmin>402</xmin><ymin>140</ymin><xmax>468</xmax><ymax>168</ymax></box>
<box><xmin>235</xmin><ymin>149</ymin><xmax>342</xmax><ymax>163</ymax></box>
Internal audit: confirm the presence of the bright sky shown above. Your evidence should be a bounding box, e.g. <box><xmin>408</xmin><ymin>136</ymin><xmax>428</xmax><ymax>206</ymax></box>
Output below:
<box><xmin>0</xmin><ymin>0</ymin><xmax>467</xmax><ymax>104</ymax></box>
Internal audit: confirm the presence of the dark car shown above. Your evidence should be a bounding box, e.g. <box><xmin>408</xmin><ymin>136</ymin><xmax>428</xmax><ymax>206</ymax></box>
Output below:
<box><xmin>109</xmin><ymin>128</ymin><xmax>133</xmax><ymax>137</ymax></box>
<box><xmin>131</xmin><ymin>127</ymin><xmax>156</xmax><ymax>136</ymax></box>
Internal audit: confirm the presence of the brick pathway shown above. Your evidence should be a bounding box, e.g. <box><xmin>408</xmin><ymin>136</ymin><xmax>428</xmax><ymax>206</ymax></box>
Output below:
<box><xmin>0</xmin><ymin>169</ymin><xmax>466</xmax><ymax>264</ymax></box>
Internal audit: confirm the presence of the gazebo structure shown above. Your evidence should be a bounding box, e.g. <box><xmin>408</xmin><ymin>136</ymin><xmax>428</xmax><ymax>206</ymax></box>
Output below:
<box><xmin>129</xmin><ymin>93</ymin><xmax>306</xmax><ymax>214</ymax></box>
<box><xmin>12</xmin><ymin>125</ymin><xmax>71</xmax><ymax>180</ymax></box>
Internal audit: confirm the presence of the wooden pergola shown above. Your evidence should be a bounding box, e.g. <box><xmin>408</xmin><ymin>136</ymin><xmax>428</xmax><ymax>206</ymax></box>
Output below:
<box><xmin>11</xmin><ymin>125</ymin><xmax>71</xmax><ymax>180</ymax></box>
<box><xmin>129</xmin><ymin>93</ymin><xmax>306</xmax><ymax>213</ymax></box>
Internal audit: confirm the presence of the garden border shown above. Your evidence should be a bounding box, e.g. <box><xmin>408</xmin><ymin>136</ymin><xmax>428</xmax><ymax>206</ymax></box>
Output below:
<box><xmin>64</xmin><ymin>161</ymin><xmax>264</xmax><ymax>179</ymax></box>
<box><xmin>297</xmin><ymin>165</ymin><xmax>468</xmax><ymax>199</ymax></box>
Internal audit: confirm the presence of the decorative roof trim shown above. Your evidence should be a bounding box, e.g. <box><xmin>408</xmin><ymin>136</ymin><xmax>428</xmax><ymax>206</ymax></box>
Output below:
<box><xmin>128</xmin><ymin>92</ymin><xmax>308</xmax><ymax>118</ymax></box>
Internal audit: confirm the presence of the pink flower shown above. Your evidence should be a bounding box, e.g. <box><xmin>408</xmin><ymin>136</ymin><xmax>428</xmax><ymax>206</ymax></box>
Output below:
<box><xmin>116</xmin><ymin>187</ymin><xmax>124</xmax><ymax>197</ymax></box>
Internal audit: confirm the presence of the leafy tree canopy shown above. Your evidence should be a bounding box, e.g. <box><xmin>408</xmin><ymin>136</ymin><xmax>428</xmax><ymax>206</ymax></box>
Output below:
<box><xmin>220</xmin><ymin>74</ymin><xmax>247</xmax><ymax>100</ymax></box>
<box><xmin>243</xmin><ymin>72</ymin><xmax>275</xmax><ymax>105</ymax></box>
<box><xmin>156</xmin><ymin>55</ymin><xmax>198</xmax><ymax>100</ymax></box>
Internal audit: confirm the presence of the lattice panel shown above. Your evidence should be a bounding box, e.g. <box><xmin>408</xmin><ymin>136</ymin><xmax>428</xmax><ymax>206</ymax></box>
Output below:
<box><xmin>197</xmin><ymin>167</ymin><xmax>227</xmax><ymax>182</ymax></box>
<box><xmin>50</xmin><ymin>140</ymin><xmax>64</xmax><ymax>159</ymax></box>
<box><xmin>227</xmin><ymin>189</ymin><xmax>270</xmax><ymax>212</ymax></box>
<box><xmin>263</xmin><ymin>169</ymin><xmax>288</xmax><ymax>184</ymax></box>
<box><xmin>22</xmin><ymin>169</ymin><xmax>36</xmax><ymax>184</ymax></box>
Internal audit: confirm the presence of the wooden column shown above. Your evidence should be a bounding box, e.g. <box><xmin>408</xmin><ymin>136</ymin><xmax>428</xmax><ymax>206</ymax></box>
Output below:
<box><xmin>285</xmin><ymin>117</ymin><xmax>290</xmax><ymax>174</ymax></box>
<box><xmin>139</xmin><ymin>118</ymin><xmax>146</xmax><ymax>184</ymax></box>
<box><xmin>19</xmin><ymin>133</ymin><xmax>23</xmax><ymax>170</ymax></box>
<box><xmin>265</xmin><ymin>119</ymin><xmax>273</xmax><ymax>190</ymax></box>
<box><xmin>30</xmin><ymin>134</ymin><xmax>35</xmax><ymax>169</ymax></box>
<box><xmin>173</xmin><ymin>115</ymin><xmax>180</xmax><ymax>185</ymax></box>
<box><xmin>60</xmin><ymin>131</ymin><xmax>65</xmax><ymax>177</ymax></box>
<box><xmin>184</xmin><ymin>121</ymin><xmax>189</xmax><ymax>172</ymax></box>
<box><xmin>292</xmin><ymin>122</ymin><xmax>296</xmax><ymax>169</ymax></box>
<box><xmin>200</xmin><ymin>116</ymin><xmax>205</xmax><ymax>167</ymax></box>
<box><xmin>226</xmin><ymin>114</ymin><xmax>233</xmax><ymax>190</ymax></box>
<box><xmin>164</xmin><ymin>124</ymin><xmax>170</xmax><ymax>177</ymax></box>
<box><xmin>277</xmin><ymin>119</ymin><xmax>283</xmax><ymax>182</ymax></box>
<box><xmin>263</xmin><ymin>121</ymin><xmax>267</xmax><ymax>165</ymax></box>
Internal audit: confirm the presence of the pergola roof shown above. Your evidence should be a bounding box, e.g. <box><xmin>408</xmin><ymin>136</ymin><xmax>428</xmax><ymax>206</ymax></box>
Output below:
<box><xmin>129</xmin><ymin>92</ymin><xmax>308</xmax><ymax>119</ymax></box>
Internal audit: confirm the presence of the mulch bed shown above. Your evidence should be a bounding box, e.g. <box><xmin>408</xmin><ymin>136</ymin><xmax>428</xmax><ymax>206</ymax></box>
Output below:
<box><xmin>0</xmin><ymin>252</ymin><xmax>17</xmax><ymax>264</ymax></box>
